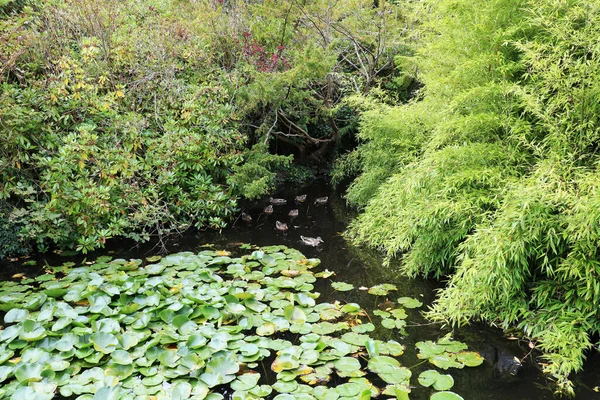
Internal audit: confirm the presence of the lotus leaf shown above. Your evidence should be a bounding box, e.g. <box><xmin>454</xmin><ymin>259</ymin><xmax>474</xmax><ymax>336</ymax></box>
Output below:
<box><xmin>89</xmin><ymin>332</ymin><xmax>119</xmax><ymax>354</ymax></box>
<box><xmin>456</xmin><ymin>351</ymin><xmax>484</xmax><ymax>367</ymax></box>
<box><xmin>380</xmin><ymin>341</ymin><xmax>405</xmax><ymax>356</ymax></box>
<box><xmin>272</xmin><ymin>347</ymin><xmax>302</xmax><ymax>372</ymax></box>
<box><xmin>1</xmin><ymin>325</ymin><xmax>21</xmax><ymax>342</ymax></box>
<box><xmin>273</xmin><ymin>379</ymin><xmax>299</xmax><ymax>393</ymax></box>
<box><xmin>373</xmin><ymin>310</ymin><xmax>390</xmax><ymax>318</ymax></box>
<box><xmin>341</xmin><ymin>332</ymin><xmax>369</xmax><ymax>347</ymax></box>
<box><xmin>381</xmin><ymin>383</ymin><xmax>411</xmax><ymax>400</ymax></box>
<box><xmin>256</xmin><ymin>322</ymin><xmax>276</xmax><ymax>336</ymax></box>
<box><xmin>14</xmin><ymin>363</ymin><xmax>43</xmax><ymax>382</ymax></box>
<box><xmin>5</xmin><ymin>308</ymin><xmax>28</xmax><ymax>323</ymax></box>
<box><xmin>334</xmin><ymin>357</ymin><xmax>362</xmax><ymax>377</ymax></box>
<box><xmin>367</xmin><ymin>284</ymin><xmax>397</xmax><ymax>296</ymax></box>
<box><xmin>389</xmin><ymin>308</ymin><xmax>408</xmax><ymax>320</ymax></box>
<box><xmin>284</xmin><ymin>305</ymin><xmax>307</xmax><ymax>324</ymax></box>
<box><xmin>331</xmin><ymin>282</ymin><xmax>354</xmax><ymax>292</ymax></box>
<box><xmin>20</xmin><ymin>320</ymin><xmax>46</xmax><ymax>341</ymax></box>
<box><xmin>93</xmin><ymin>385</ymin><xmax>121</xmax><ymax>400</ymax></box>
<box><xmin>431</xmin><ymin>391</ymin><xmax>465</xmax><ymax>400</ymax></box>
<box><xmin>397</xmin><ymin>297</ymin><xmax>423</xmax><ymax>309</ymax></box>
<box><xmin>437</xmin><ymin>336</ymin><xmax>468</xmax><ymax>353</ymax></box>
<box><xmin>419</xmin><ymin>369</ymin><xmax>455</xmax><ymax>390</ymax></box>
<box><xmin>273</xmin><ymin>394</ymin><xmax>296</xmax><ymax>400</ymax></box>
<box><xmin>368</xmin><ymin>356</ymin><xmax>411</xmax><ymax>384</ymax></box>
<box><xmin>0</xmin><ymin>365</ymin><xmax>12</xmax><ymax>383</ymax></box>
<box><xmin>416</xmin><ymin>341</ymin><xmax>447</xmax><ymax>358</ymax></box>
<box><xmin>430</xmin><ymin>354</ymin><xmax>464</xmax><ymax>370</ymax></box>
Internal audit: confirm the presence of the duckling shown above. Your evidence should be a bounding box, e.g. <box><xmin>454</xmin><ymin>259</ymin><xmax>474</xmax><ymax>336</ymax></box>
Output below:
<box><xmin>276</xmin><ymin>221</ymin><xmax>288</xmax><ymax>231</ymax></box>
<box><xmin>300</xmin><ymin>236</ymin><xmax>324</xmax><ymax>247</ymax></box>
<box><xmin>288</xmin><ymin>209</ymin><xmax>299</xmax><ymax>218</ymax></box>
<box><xmin>241</xmin><ymin>213</ymin><xmax>252</xmax><ymax>223</ymax></box>
<box><xmin>269</xmin><ymin>197</ymin><xmax>287</xmax><ymax>205</ymax></box>
<box><xmin>295</xmin><ymin>194</ymin><xmax>307</xmax><ymax>203</ymax></box>
<box><xmin>264</xmin><ymin>205</ymin><xmax>274</xmax><ymax>215</ymax></box>
<box><xmin>314</xmin><ymin>196</ymin><xmax>328</xmax><ymax>205</ymax></box>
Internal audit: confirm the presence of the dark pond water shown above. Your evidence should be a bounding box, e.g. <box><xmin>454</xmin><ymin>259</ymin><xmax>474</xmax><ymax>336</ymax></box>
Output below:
<box><xmin>2</xmin><ymin>182</ymin><xmax>600</xmax><ymax>399</ymax></box>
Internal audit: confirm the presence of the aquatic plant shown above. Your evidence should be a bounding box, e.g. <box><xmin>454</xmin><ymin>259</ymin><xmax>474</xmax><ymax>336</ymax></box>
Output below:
<box><xmin>0</xmin><ymin>246</ymin><xmax>481</xmax><ymax>399</ymax></box>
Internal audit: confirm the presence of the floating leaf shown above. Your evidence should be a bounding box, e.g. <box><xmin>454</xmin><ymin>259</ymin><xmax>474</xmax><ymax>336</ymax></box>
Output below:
<box><xmin>4</xmin><ymin>309</ymin><xmax>28</xmax><ymax>323</ymax></box>
<box><xmin>456</xmin><ymin>351</ymin><xmax>484</xmax><ymax>367</ymax></box>
<box><xmin>418</xmin><ymin>370</ymin><xmax>454</xmax><ymax>390</ymax></box>
<box><xmin>431</xmin><ymin>391</ymin><xmax>465</xmax><ymax>400</ymax></box>
<box><xmin>367</xmin><ymin>356</ymin><xmax>411</xmax><ymax>385</ymax></box>
<box><xmin>397</xmin><ymin>297</ymin><xmax>423</xmax><ymax>309</ymax></box>
<box><xmin>89</xmin><ymin>332</ymin><xmax>119</xmax><ymax>354</ymax></box>
<box><xmin>15</xmin><ymin>363</ymin><xmax>43</xmax><ymax>382</ymax></box>
<box><xmin>231</xmin><ymin>373</ymin><xmax>260</xmax><ymax>391</ymax></box>
<box><xmin>20</xmin><ymin>320</ymin><xmax>46</xmax><ymax>341</ymax></box>
<box><xmin>352</xmin><ymin>323</ymin><xmax>375</xmax><ymax>333</ymax></box>
<box><xmin>331</xmin><ymin>282</ymin><xmax>354</xmax><ymax>292</ymax></box>
<box><xmin>284</xmin><ymin>305</ymin><xmax>307</xmax><ymax>325</ymax></box>
<box><xmin>367</xmin><ymin>284</ymin><xmax>397</xmax><ymax>296</ymax></box>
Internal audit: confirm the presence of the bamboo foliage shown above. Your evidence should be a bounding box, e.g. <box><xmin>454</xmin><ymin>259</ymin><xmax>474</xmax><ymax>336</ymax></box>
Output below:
<box><xmin>346</xmin><ymin>0</ymin><xmax>600</xmax><ymax>393</ymax></box>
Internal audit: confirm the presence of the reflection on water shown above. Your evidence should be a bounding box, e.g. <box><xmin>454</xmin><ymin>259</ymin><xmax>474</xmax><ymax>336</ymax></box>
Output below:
<box><xmin>2</xmin><ymin>182</ymin><xmax>598</xmax><ymax>399</ymax></box>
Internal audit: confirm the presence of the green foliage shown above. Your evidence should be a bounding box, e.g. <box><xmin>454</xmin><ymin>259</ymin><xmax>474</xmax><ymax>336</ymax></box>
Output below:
<box><xmin>0</xmin><ymin>246</ymin><xmax>481</xmax><ymax>399</ymax></box>
<box><xmin>0</xmin><ymin>0</ymin><xmax>302</xmax><ymax>254</ymax></box>
<box><xmin>228</xmin><ymin>145</ymin><xmax>292</xmax><ymax>200</ymax></box>
<box><xmin>0</xmin><ymin>209</ymin><xmax>28</xmax><ymax>259</ymax></box>
<box><xmin>346</xmin><ymin>0</ymin><xmax>600</xmax><ymax>392</ymax></box>
<box><xmin>0</xmin><ymin>0</ymin><xmax>410</xmax><ymax>255</ymax></box>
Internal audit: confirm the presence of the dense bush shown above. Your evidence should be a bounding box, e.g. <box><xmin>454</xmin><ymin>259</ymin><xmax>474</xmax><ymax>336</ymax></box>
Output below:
<box><xmin>344</xmin><ymin>0</ymin><xmax>600</xmax><ymax>393</ymax></box>
<box><xmin>1</xmin><ymin>0</ymin><xmax>406</xmax><ymax>255</ymax></box>
<box><xmin>1</xmin><ymin>0</ymin><xmax>252</xmax><ymax>253</ymax></box>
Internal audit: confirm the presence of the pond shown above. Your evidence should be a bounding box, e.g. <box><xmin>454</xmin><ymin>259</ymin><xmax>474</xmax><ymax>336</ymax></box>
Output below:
<box><xmin>1</xmin><ymin>183</ymin><xmax>598</xmax><ymax>399</ymax></box>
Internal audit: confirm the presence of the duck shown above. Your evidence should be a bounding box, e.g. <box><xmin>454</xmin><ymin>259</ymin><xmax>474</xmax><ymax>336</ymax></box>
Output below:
<box><xmin>295</xmin><ymin>194</ymin><xmax>307</xmax><ymax>203</ymax></box>
<box><xmin>275</xmin><ymin>221</ymin><xmax>288</xmax><ymax>231</ymax></box>
<box><xmin>269</xmin><ymin>197</ymin><xmax>287</xmax><ymax>205</ymax></box>
<box><xmin>314</xmin><ymin>196</ymin><xmax>328</xmax><ymax>205</ymax></box>
<box><xmin>264</xmin><ymin>205</ymin><xmax>274</xmax><ymax>215</ymax></box>
<box><xmin>300</xmin><ymin>236</ymin><xmax>324</xmax><ymax>247</ymax></box>
<box><xmin>241</xmin><ymin>213</ymin><xmax>252</xmax><ymax>223</ymax></box>
<box><xmin>288</xmin><ymin>209</ymin><xmax>299</xmax><ymax>218</ymax></box>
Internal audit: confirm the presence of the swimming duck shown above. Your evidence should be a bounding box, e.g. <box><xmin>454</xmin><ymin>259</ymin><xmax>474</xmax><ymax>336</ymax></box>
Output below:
<box><xmin>295</xmin><ymin>194</ymin><xmax>307</xmax><ymax>203</ymax></box>
<box><xmin>241</xmin><ymin>213</ymin><xmax>252</xmax><ymax>223</ymax></box>
<box><xmin>276</xmin><ymin>221</ymin><xmax>288</xmax><ymax>231</ymax></box>
<box><xmin>269</xmin><ymin>197</ymin><xmax>287</xmax><ymax>205</ymax></box>
<box><xmin>300</xmin><ymin>236</ymin><xmax>324</xmax><ymax>247</ymax></box>
<box><xmin>264</xmin><ymin>205</ymin><xmax>274</xmax><ymax>215</ymax></box>
<box><xmin>314</xmin><ymin>196</ymin><xmax>328</xmax><ymax>205</ymax></box>
<box><xmin>288</xmin><ymin>209</ymin><xmax>299</xmax><ymax>218</ymax></box>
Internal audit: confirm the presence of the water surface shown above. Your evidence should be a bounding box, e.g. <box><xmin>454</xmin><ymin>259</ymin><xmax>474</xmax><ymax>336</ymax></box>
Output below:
<box><xmin>3</xmin><ymin>183</ymin><xmax>598</xmax><ymax>399</ymax></box>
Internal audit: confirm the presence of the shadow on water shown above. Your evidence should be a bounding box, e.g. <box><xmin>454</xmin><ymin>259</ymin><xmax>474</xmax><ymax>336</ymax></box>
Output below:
<box><xmin>2</xmin><ymin>182</ymin><xmax>599</xmax><ymax>399</ymax></box>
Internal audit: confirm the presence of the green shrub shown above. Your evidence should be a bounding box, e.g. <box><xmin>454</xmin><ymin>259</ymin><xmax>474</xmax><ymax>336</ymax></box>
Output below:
<box><xmin>0</xmin><ymin>210</ymin><xmax>28</xmax><ymax>259</ymax></box>
<box><xmin>346</xmin><ymin>0</ymin><xmax>600</xmax><ymax>393</ymax></box>
<box><xmin>0</xmin><ymin>0</ymin><xmax>284</xmax><ymax>253</ymax></box>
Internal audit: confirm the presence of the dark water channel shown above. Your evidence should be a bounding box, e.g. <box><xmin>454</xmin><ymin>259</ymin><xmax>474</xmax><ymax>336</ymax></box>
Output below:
<box><xmin>3</xmin><ymin>183</ymin><xmax>600</xmax><ymax>399</ymax></box>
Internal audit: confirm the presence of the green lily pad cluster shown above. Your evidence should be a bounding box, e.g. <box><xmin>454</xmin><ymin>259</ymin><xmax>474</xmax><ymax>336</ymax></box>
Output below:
<box><xmin>367</xmin><ymin>284</ymin><xmax>397</xmax><ymax>297</ymax></box>
<box><xmin>416</xmin><ymin>335</ymin><xmax>485</xmax><ymax>370</ymax></box>
<box><xmin>0</xmin><ymin>246</ymin><xmax>482</xmax><ymax>399</ymax></box>
<box><xmin>373</xmin><ymin>309</ymin><xmax>408</xmax><ymax>334</ymax></box>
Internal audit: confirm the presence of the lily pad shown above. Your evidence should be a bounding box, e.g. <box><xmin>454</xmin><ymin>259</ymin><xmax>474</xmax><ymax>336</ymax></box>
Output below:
<box><xmin>331</xmin><ymin>282</ymin><xmax>354</xmax><ymax>292</ymax></box>
<box><xmin>397</xmin><ymin>297</ymin><xmax>423</xmax><ymax>309</ymax></box>
<box><xmin>367</xmin><ymin>284</ymin><xmax>397</xmax><ymax>296</ymax></box>
<box><xmin>418</xmin><ymin>370</ymin><xmax>455</xmax><ymax>390</ymax></box>
<box><xmin>430</xmin><ymin>391</ymin><xmax>465</xmax><ymax>400</ymax></box>
<box><xmin>456</xmin><ymin>351</ymin><xmax>484</xmax><ymax>367</ymax></box>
